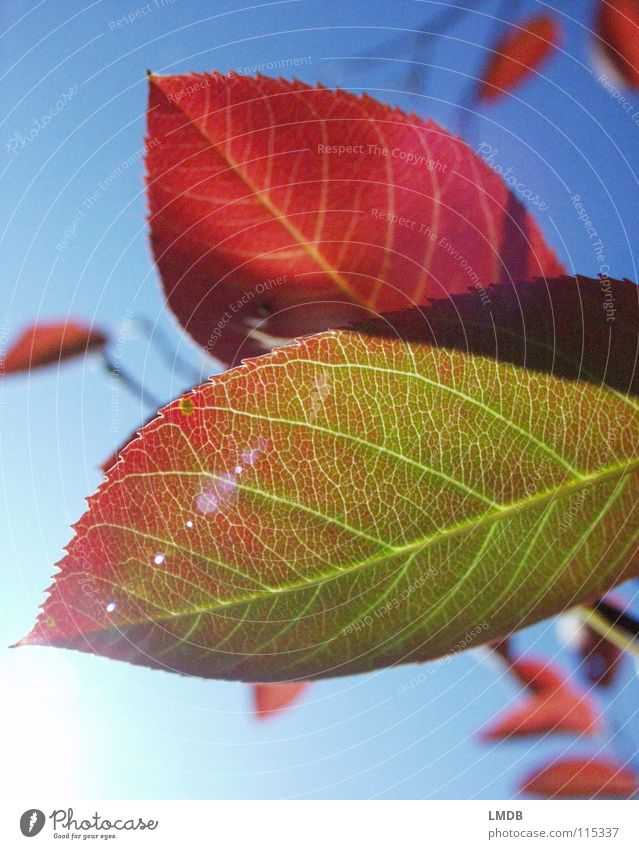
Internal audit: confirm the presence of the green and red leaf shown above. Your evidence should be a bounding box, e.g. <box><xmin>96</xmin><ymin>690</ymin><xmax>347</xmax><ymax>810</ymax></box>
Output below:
<box><xmin>18</xmin><ymin>277</ymin><xmax>639</xmax><ymax>681</ymax></box>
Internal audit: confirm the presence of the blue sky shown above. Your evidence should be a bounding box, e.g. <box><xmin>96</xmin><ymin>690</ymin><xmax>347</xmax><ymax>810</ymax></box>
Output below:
<box><xmin>1</xmin><ymin>0</ymin><xmax>638</xmax><ymax>800</ymax></box>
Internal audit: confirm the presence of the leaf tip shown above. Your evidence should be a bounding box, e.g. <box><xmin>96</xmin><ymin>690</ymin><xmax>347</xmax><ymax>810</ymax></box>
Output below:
<box><xmin>10</xmin><ymin>625</ymin><xmax>46</xmax><ymax>650</ymax></box>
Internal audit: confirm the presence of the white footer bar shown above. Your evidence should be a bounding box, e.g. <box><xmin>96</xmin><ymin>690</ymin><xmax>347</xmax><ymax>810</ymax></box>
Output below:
<box><xmin>1</xmin><ymin>800</ymin><xmax>637</xmax><ymax>848</ymax></box>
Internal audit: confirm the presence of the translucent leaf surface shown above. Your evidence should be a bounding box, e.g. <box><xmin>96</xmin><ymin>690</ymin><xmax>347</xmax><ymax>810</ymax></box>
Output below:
<box><xmin>20</xmin><ymin>277</ymin><xmax>639</xmax><ymax>682</ymax></box>
<box><xmin>146</xmin><ymin>72</ymin><xmax>563</xmax><ymax>365</ymax></box>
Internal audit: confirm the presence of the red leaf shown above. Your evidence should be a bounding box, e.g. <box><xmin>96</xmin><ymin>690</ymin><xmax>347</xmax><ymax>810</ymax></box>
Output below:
<box><xmin>146</xmin><ymin>72</ymin><xmax>563</xmax><ymax>365</ymax></box>
<box><xmin>477</xmin><ymin>14</ymin><xmax>561</xmax><ymax>103</ymax></box>
<box><xmin>482</xmin><ymin>666</ymin><xmax>601</xmax><ymax>740</ymax></box>
<box><xmin>508</xmin><ymin>656</ymin><xmax>568</xmax><ymax>694</ymax></box>
<box><xmin>253</xmin><ymin>682</ymin><xmax>308</xmax><ymax>719</ymax></box>
<box><xmin>482</xmin><ymin>690</ymin><xmax>601</xmax><ymax>740</ymax></box>
<box><xmin>596</xmin><ymin>0</ymin><xmax>639</xmax><ymax>88</ymax></box>
<box><xmin>3</xmin><ymin>321</ymin><xmax>107</xmax><ymax>374</ymax></box>
<box><xmin>521</xmin><ymin>757</ymin><xmax>638</xmax><ymax>799</ymax></box>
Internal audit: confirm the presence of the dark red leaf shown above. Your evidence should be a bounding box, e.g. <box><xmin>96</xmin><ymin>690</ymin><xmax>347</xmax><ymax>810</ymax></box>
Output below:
<box><xmin>478</xmin><ymin>14</ymin><xmax>561</xmax><ymax>103</ymax></box>
<box><xmin>490</xmin><ymin>638</ymin><xmax>512</xmax><ymax>664</ymax></box>
<box><xmin>146</xmin><ymin>72</ymin><xmax>563</xmax><ymax>365</ymax></box>
<box><xmin>253</xmin><ymin>682</ymin><xmax>309</xmax><ymax>719</ymax></box>
<box><xmin>596</xmin><ymin>0</ymin><xmax>639</xmax><ymax>88</ymax></box>
<box><xmin>353</xmin><ymin>276</ymin><xmax>639</xmax><ymax>397</ymax></box>
<box><xmin>580</xmin><ymin>625</ymin><xmax>623</xmax><ymax>688</ymax></box>
<box><xmin>2</xmin><ymin>321</ymin><xmax>107</xmax><ymax>374</ymax></box>
<box><xmin>521</xmin><ymin>756</ymin><xmax>638</xmax><ymax>798</ymax></box>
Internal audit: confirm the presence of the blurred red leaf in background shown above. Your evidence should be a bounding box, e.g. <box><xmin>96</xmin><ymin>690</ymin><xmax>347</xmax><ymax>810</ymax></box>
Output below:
<box><xmin>596</xmin><ymin>0</ymin><xmax>639</xmax><ymax>88</ymax></box>
<box><xmin>482</xmin><ymin>655</ymin><xmax>600</xmax><ymax>740</ymax></box>
<box><xmin>578</xmin><ymin>625</ymin><xmax>623</xmax><ymax>688</ymax></box>
<box><xmin>521</xmin><ymin>756</ymin><xmax>638</xmax><ymax>798</ymax></box>
<box><xmin>507</xmin><ymin>655</ymin><xmax>569</xmax><ymax>695</ymax></box>
<box><xmin>481</xmin><ymin>688</ymin><xmax>601</xmax><ymax>741</ymax></box>
<box><xmin>3</xmin><ymin>321</ymin><xmax>106</xmax><ymax>374</ymax></box>
<box><xmin>253</xmin><ymin>683</ymin><xmax>309</xmax><ymax>720</ymax></box>
<box><xmin>478</xmin><ymin>14</ymin><xmax>561</xmax><ymax>103</ymax></box>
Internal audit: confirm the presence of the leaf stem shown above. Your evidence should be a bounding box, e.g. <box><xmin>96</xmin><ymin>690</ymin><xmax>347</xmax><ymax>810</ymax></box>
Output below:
<box><xmin>575</xmin><ymin>602</ymin><xmax>639</xmax><ymax>659</ymax></box>
<box><xmin>353</xmin><ymin>0</ymin><xmax>478</xmax><ymax>78</ymax></box>
<box><xmin>102</xmin><ymin>353</ymin><xmax>163</xmax><ymax>411</ymax></box>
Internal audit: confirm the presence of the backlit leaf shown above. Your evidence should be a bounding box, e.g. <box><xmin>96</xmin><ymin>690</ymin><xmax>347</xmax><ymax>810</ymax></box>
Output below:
<box><xmin>101</xmin><ymin>415</ymin><xmax>154</xmax><ymax>474</ymax></box>
<box><xmin>3</xmin><ymin>321</ymin><xmax>107</xmax><ymax>374</ymax></box>
<box><xmin>521</xmin><ymin>756</ymin><xmax>638</xmax><ymax>799</ymax></box>
<box><xmin>146</xmin><ymin>72</ymin><xmax>562</xmax><ymax>365</ymax></box>
<box><xmin>477</xmin><ymin>14</ymin><xmax>561</xmax><ymax>103</ymax></box>
<box><xmin>253</xmin><ymin>682</ymin><xmax>309</xmax><ymax>719</ymax></box>
<box><xmin>18</xmin><ymin>276</ymin><xmax>639</xmax><ymax>682</ymax></box>
<box><xmin>595</xmin><ymin>0</ymin><xmax>639</xmax><ymax>88</ymax></box>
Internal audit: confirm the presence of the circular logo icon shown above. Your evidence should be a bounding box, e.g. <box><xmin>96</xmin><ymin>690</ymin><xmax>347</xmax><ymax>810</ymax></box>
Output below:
<box><xmin>20</xmin><ymin>810</ymin><xmax>45</xmax><ymax>837</ymax></box>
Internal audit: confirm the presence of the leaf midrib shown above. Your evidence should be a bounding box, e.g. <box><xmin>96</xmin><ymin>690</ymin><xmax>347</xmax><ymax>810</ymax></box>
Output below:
<box><xmin>99</xmin><ymin>455</ymin><xmax>639</xmax><ymax>628</ymax></box>
<box><xmin>151</xmin><ymin>74</ymin><xmax>368</xmax><ymax>307</ymax></box>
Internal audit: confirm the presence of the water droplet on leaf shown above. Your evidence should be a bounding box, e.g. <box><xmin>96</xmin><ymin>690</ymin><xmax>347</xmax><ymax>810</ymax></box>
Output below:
<box><xmin>195</xmin><ymin>490</ymin><xmax>219</xmax><ymax>515</ymax></box>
